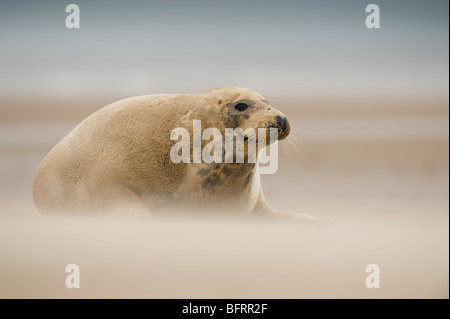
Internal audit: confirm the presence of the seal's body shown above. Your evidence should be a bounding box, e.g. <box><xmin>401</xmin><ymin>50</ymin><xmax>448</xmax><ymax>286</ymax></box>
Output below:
<box><xmin>33</xmin><ymin>87</ymin><xmax>315</xmax><ymax>220</ymax></box>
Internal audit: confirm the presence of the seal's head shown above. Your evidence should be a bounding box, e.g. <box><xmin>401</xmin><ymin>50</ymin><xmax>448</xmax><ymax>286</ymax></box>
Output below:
<box><xmin>202</xmin><ymin>86</ymin><xmax>291</xmax><ymax>145</ymax></box>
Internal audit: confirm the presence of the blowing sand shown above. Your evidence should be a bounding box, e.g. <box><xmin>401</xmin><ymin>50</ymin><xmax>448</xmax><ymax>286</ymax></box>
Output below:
<box><xmin>0</xmin><ymin>97</ymin><xmax>448</xmax><ymax>298</ymax></box>
<box><xmin>0</xmin><ymin>214</ymin><xmax>448</xmax><ymax>299</ymax></box>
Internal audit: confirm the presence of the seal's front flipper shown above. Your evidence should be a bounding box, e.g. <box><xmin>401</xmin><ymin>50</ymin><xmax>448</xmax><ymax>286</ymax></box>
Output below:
<box><xmin>271</xmin><ymin>209</ymin><xmax>325</xmax><ymax>224</ymax></box>
<box><xmin>251</xmin><ymin>189</ymin><xmax>323</xmax><ymax>224</ymax></box>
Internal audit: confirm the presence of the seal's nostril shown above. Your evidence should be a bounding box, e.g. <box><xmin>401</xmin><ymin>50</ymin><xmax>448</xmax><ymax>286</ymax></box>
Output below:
<box><xmin>275</xmin><ymin>115</ymin><xmax>287</xmax><ymax>133</ymax></box>
<box><xmin>275</xmin><ymin>115</ymin><xmax>282</xmax><ymax>128</ymax></box>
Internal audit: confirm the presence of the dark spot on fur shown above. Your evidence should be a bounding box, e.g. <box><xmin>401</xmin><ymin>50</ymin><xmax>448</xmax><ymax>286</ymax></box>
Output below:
<box><xmin>162</xmin><ymin>152</ymin><xmax>170</xmax><ymax>166</ymax></box>
<box><xmin>267</xmin><ymin>107</ymin><xmax>271</xmax><ymax>110</ymax></box>
<box><xmin>202</xmin><ymin>177</ymin><xmax>215</xmax><ymax>191</ymax></box>
<box><xmin>226</xmin><ymin>112</ymin><xmax>239</xmax><ymax>128</ymax></box>
<box><xmin>202</xmin><ymin>173</ymin><xmax>223</xmax><ymax>193</ymax></box>
<box><xmin>198</xmin><ymin>168</ymin><xmax>211</xmax><ymax>176</ymax></box>
<box><xmin>220</xmin><ymin>163</ymin><xmax>255</xmax><ymax>178</ymax></box>
<box><xmin>218</xmin><ymin>99</ymin><xmax>222</xmax><ymax>105</ymax></box>
<box><xmin>221</xmin><ymin>165</ymin><xmax>232</xmax><ymax>176</ymax></box>
<box><xmin>198</xmin><ymin>163</ymin><xmax>221</xmax><ymax>176</ymax></box>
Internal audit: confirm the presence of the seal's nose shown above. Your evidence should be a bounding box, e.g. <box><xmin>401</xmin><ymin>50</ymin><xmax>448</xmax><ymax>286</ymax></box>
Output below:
<box><xmin>275</xmin><ymin>115</ymin><xmax>289</xmax><ymax>135</ymax></box>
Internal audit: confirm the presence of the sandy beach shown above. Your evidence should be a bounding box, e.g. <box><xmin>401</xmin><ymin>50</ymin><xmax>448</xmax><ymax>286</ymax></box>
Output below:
<box><xmin>0</xmin><ymin>96</ymin><xmax>448</xmax><ymax>298</ymax></box>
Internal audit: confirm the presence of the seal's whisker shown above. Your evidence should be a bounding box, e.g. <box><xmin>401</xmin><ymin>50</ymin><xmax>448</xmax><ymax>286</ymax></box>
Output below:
<box><xmin>282</xmin><ymin>138</ymin><xmax>296</xmax><ymax>159</ymax></box>
<box><xmin>278</xmin><ymin>130</ymin><xmax>302</xmax><ymax>160</ymax></box>
<box><xmin>287</xmin><ymin>130</ymin><xmax>302</xmax><ymax>155</ymax></box>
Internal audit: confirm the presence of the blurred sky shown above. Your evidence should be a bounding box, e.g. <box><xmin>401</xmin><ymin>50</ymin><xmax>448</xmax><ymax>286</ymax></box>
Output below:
<box><xmin>0</xmin><ymin>0</ymin><xmax>448</xmax><ymax>99</ymax></box>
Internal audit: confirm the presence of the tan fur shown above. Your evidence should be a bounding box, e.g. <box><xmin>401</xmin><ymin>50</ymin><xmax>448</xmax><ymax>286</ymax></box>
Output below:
<box><xmin>33</xmin><ymin>86</ymin><xmax>318</xmax><ymax>221</ymax></box>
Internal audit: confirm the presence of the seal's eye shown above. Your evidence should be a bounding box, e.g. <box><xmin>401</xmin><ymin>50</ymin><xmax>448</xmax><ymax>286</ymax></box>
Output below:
<box><xmin>234</xmin><ymin>103</ymin><xmax>248</xmax><ymax>112</ymax></box>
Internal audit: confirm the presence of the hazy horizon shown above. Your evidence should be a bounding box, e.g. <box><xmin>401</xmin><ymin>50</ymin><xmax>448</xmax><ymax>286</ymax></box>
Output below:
<box><xmin>0</xmin><ymin>0</ymin><xmax>448</xmax><ymax>99</ymax></box>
